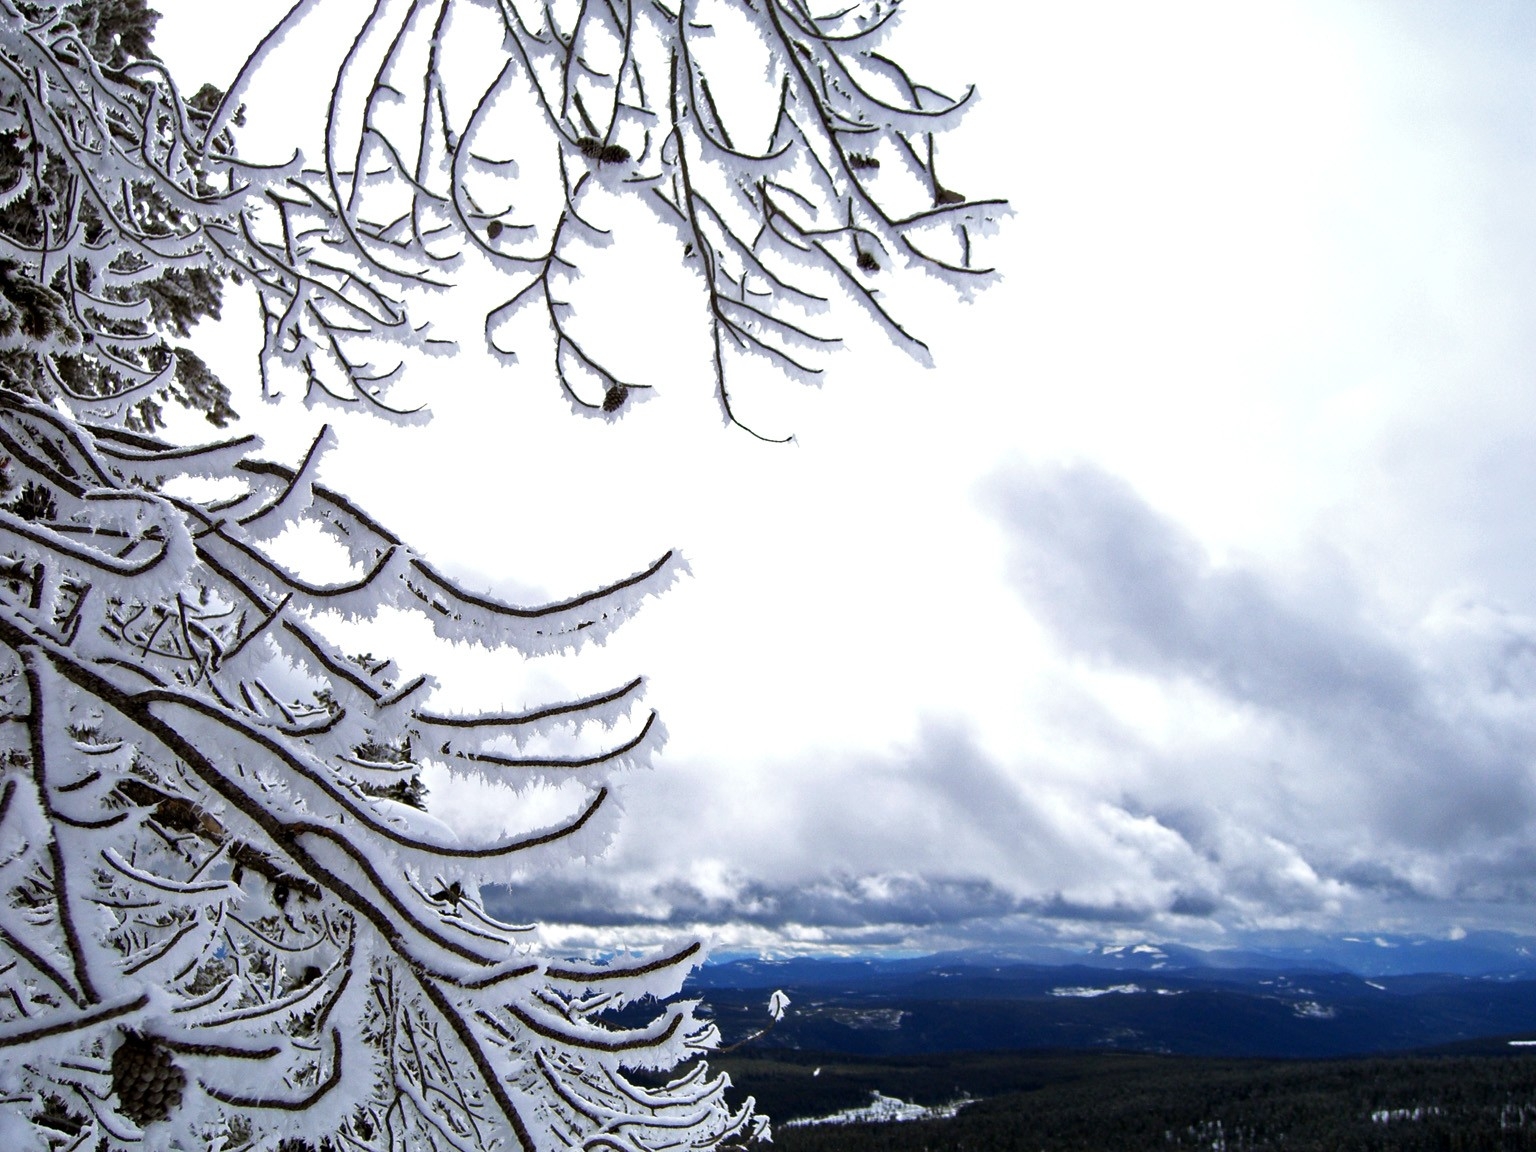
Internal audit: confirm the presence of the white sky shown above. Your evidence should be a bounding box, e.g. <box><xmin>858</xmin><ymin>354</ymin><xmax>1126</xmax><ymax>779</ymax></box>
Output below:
<box><xmin>149</xmin><ymin>0</ymin><xmax>1536</xmax><ymax>954</ymax></box>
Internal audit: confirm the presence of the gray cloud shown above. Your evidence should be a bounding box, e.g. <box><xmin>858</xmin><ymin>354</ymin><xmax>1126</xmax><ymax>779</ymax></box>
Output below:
<box><xmin>984</xmin><ymin>459</ymin><xmax>1536</xmax><ymax>911</ymax></box>
<box><xmin>491</xmin><ymin>872</ymin><xmax>1026</xmax><ymax>931</ymax></box>
<box><xmin>485</xmin><ymin>720</ymin><xmax>1327</xmax><ymax>945</ymax></box>
<box><xmin>476</xmin><ymin>711</ymin><xmax>1224</xmax><ymax>942</ymax></box>
<box><xmin>985</xmin><ymin>462</ymin><xmax>1417</xmax><ymax>716</ymax></box>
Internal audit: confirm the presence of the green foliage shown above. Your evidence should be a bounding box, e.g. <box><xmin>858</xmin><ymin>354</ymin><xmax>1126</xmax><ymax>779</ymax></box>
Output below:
<box><xmin>363</xmin><ymin>775</ymin><xmax>427</xmax><ymax>808</ymax></box>
<box><xmin>0</xmin><ymin>0</ymin><xmax>234</xmax><ymax>430</ymax></box>
<box><xmin>0</xmin><ymin>259</ymin><xmax>77</xmax><ymax>347</ymax></box>
<box><xmin>139</xmin><ymin>267</ymin><xmax>224</xmax><ymax>339</ymax></box>
<box><xmin>64</xmin><ymin>0</ymin><xmax>159</xmax><ymax>69</ymax></box>
<box><xmin>10</xmin><ymin>478</ymin><xmax>57</xmax><ymax>521</ymax></box>
<box><xmin>120</xmin><ymin>343</ymin><xmax>236</xmax><ymax>432</ymax></box>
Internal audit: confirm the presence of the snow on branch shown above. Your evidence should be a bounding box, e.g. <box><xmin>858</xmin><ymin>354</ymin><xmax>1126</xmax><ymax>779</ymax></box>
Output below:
<box><xmin>230</xmin><ymin>0</ymin><xmax>1006</xmax><ymax>434</ymax></box>
<box><xmin>0</xmin><ymin>391</ymin><xmax>747</xmax><ymax>1150</ymax></box>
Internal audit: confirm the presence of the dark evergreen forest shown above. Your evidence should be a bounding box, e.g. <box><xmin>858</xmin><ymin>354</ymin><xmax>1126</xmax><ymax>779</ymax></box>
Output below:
<box><xmin>717</xmin><ymin>1047</ymin><xmax>1536</xmax><ymax>1151</ymax></box>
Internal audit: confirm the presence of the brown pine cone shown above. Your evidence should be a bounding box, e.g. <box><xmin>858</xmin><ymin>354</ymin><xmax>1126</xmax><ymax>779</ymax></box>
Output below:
<box><xmin>110</xmin><ymin>1032</ymin><xmax>186</xmax><ymax>1125</ymax></box>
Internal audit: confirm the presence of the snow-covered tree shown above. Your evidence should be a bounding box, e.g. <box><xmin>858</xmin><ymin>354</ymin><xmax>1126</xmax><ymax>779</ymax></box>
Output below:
<box><xmin>0</xmin><ymin>1</ymin><xmax>999</xmax><ymax>1148</ymax></box>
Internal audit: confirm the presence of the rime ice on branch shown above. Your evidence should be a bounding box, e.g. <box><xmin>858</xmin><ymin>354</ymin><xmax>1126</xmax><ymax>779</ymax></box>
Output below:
<box><xmin>0</xmin><ymin>394</ymin><xmax>756</xmax><ymax>1150</ymax></box>
<box><xmin>217</xmin><ymin>0</ymin><xmax>1007</xmax><ymax>435</ymax></box>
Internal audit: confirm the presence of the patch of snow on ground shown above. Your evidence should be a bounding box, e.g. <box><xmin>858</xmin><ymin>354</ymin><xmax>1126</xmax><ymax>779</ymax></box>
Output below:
<box><xmin>1372</xmin><ymin>1107</ymin><xmax>1443</xmax><ymax>1124</ymax></box>
<box><xmin>1050</xmin><ymin>983</ymin><xmax>1144</xmax><ymax>998</ymax></box>
<box><xmin>784</xmin><ymin>1092</ymin><xmax>973</xmax><ymax>1128</ymax></box>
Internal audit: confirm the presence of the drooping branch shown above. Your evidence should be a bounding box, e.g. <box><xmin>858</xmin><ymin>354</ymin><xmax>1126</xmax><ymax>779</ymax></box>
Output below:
<box><xmin>0</xmin><ymin>383</ymin><xmax>746</xmax><ymax>1150</ymax></box>
<box><xmin>221</xmin><ymin>0</ymin><xmax>1005</xmax><ymax>432</ymax></box>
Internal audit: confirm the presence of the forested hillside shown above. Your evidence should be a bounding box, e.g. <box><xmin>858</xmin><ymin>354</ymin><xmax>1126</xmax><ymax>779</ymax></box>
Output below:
<box><xmin>718</xmin><ymin>1048</ymin><xmax>1536</xmax><ymax>1151</ymax></box>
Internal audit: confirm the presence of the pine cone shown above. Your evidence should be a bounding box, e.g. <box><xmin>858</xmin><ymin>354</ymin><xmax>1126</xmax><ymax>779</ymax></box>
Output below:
<box><xmin>110</xmin><ymin>1032</ymin><xmax>186</xmax><ymax>1125</ymax></box>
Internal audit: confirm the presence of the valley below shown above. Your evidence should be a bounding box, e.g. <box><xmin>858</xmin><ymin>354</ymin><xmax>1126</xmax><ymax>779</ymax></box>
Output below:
<box><xmin>683</xmin><ymin>943</ymin><xmax>1536</xmax><ymax>1149</ymax></box>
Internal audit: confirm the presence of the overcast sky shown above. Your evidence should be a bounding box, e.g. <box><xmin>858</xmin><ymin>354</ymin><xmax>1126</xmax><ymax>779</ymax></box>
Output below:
<box><xmin>151</xmin><ymin>0</ymin><xmax>1536</xmax><ymax>956</ymax></box>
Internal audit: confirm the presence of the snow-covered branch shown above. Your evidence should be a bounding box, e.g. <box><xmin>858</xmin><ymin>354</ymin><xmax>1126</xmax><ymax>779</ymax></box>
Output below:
<box><xmin>234</xmin><ymin>0</ymin><xmax>1006</xmax><ymax>433</ymax></box>
<box><xmin>0</xmin><ymin>384</ymin><xmax>748</xmax><ymax>1150</ymax></box>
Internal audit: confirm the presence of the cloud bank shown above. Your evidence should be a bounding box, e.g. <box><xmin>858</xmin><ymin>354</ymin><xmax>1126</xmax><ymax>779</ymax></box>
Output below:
<box><xmin>481</xmin><ymin>458</ymin><xmax>1536</xmax><ymax>953</ymax></box>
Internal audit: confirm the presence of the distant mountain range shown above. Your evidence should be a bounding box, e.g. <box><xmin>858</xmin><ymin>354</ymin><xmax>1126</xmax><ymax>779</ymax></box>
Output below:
<box><xmin>689</xmin><ymin>934</ymin><xmax>1536</xmax><ymax>1059</ymax></box>
<box><xmin>697</xmin><ymin>930</ymin><xmax>1536</xmax><ymax>983</ymax></box>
